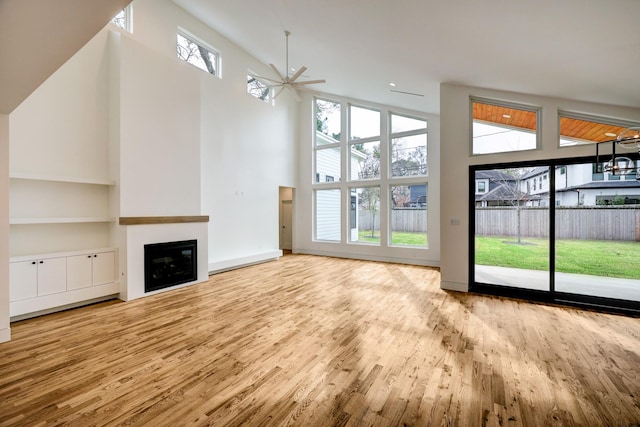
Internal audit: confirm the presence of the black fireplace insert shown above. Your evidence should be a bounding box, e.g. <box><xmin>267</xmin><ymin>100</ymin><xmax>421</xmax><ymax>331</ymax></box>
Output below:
<box><xmin>144</xmin><ymin>239</ymin><xmax>197</xmax><ymax>293</ymax></box>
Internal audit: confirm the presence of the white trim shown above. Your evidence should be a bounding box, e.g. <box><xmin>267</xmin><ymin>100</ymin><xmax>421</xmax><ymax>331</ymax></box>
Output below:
<box><xmin>440</xmin><ymin>280</ymin><xmax>468</xmax><ymax>292</ymax></box>
<box><xmin>208</xmin><ymin>250</ymin><xmax>282</xmax><ymax>274</ymax></box>
<box><xmin>294</xmin><ymin>249</ymin><xmax>439</xmax><ymax>268</ymax></box>
<box><xmin>0</xmin><ymin>327</ymin><xmax>10</xmax><ymax>343</ymax></box>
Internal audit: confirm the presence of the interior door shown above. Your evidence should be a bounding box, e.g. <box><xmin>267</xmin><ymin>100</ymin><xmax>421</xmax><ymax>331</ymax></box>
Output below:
<box><xmin>280</xmin><ymin>199</ymin><xmax>292</xmax><ymax>250</ymax></box>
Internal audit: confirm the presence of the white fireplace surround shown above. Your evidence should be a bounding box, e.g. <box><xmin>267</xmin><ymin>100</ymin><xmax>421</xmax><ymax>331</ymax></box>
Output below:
<box><xmin>119</xmin><ymin>220</ymin><xmax>209</xmax><ymax>301</ymax></box>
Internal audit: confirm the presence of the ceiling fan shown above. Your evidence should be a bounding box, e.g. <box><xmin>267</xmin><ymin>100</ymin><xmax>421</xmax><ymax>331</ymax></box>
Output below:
<box><xmin>255</xmin><ymin>30</ymin><xmax>326</xmax><ymax>101</ymax></box>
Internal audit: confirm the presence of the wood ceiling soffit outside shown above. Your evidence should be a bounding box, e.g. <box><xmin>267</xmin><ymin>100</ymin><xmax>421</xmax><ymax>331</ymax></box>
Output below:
<box><xmin>473</xmin><ymin>102</ymin><xmax>633</xmax><ymax>144</ymax></box>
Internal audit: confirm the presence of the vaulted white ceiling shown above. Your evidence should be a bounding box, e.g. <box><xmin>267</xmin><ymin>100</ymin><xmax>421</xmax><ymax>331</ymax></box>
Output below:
<box><xmin>0</xmin><ymin>0</ymin><xmax>131</xmax><ymax>114</ymax></box>
<box><xmin>173</xmin><ymin>0</ymin><xmax>640</xmax><ymax>114</ymax></box>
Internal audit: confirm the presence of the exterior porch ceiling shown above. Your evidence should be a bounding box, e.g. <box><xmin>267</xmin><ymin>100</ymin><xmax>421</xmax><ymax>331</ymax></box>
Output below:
<box><xmin>473</xmin><ymin>102</ymin><xmax>637</xmax><ymax>144</ymax></box>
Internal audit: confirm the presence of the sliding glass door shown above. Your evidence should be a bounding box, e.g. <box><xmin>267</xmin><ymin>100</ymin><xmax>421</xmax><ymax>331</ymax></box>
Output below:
<box><xmin>472</xmin><ymin>159</ymin><xmax>640</xmax><ymax>309</ymax></box>
<box><xmin>473</xmin><ymin>166</ymin><xmax>550</xmax><ymax>292</ymax></box>
<box><xmin>554</xmin><ymin>160</ymin><xmax>640</xmax><ymax>302</ymax></box>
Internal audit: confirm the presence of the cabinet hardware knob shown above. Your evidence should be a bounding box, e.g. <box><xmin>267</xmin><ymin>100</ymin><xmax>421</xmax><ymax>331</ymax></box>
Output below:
<box><xmin>88</xmin><ymin>255</ymin><xmax>92</xmax><ymax>258</ymax></box>
<box><xmin>31</xmin><ymin>261</ymin><xmax>36</xmax><ymax>265</ymax></box>
<box><xmin>39</xmin><ymin>261</ymin><xmax>43</xmax><ymax>264</ymax></box>
<box><xmin>94</xmin><ymin>255</ymin><xmax>98</xmax><ymax>258</ymax></box>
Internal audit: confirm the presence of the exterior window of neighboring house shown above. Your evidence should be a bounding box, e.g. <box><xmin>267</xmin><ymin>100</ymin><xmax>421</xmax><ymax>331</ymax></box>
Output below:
<box><xmin>560</xmin><ymin>166</ymin><xmax>566</xmax><ymax>174</ymax></box>
<box><xmin>558</xmin><ymin>111</ymin><xmax>639</xmax><ymax>147</ymax></box>
<box><xmin>247</xmin><ymin>74</ymin><xmax>272</xmax><ymax>103</ymax></box>
<box><xmin>472</xmin><ymin>99</ymin><xmax>539</xmax><ymax>155</ymax></box>
<box><xmin>177</xmin><ymin>30</ymin><xmax>220</xmax><ymax>76</ymax></box>
<box><xmin>477</xmin><ymin>181</ymin><xmax>486</xmax><ymax>193</ymax></box>
<box><xmin>110</xmin><ymin>5</ymin><xmax>132</xmax><ymax>32</ymax></box>
<box><xmin>312</xmin><ymin>97</ymin><xmax>429</xmax><ymax>247</ymax></box>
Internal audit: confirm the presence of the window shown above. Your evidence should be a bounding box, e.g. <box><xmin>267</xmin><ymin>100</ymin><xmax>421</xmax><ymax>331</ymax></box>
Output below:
<box><xmin>315</xmin><ymin>189</ymin><xmax>341</xmax><ymax>241</ymax></box>
<box><xmin>315</xmin><ymin>99</ymin><xmax>341</xmax><ymax>183</ymax></box>
<box><xmin>390</xmin><ymin>114</ymin><xmax>427</xmax><ymax>177</ymax></box>
<box><xmin>477</xmin><ymin>181</ymin><xmax>486</xmax><ymax>193</ymax></box>
<box><xmin>110</xmin><ymin>5</ymin><xmax>132</xmax><ymax>32</ymax></box>
<box><xmin>349</xmin><ymin>106</ymin><xmax>380</xmax><ymax>181</ymax></box>
<box><xmin>312</xmin><ymin>97</ymin><xmax>430</xmax><ymax>249</ymax></box>
<box><xmin>390</xmin><ymin>185</ymin><xmax>427</xmax><ymax>247</ymax></box>
<box><xmin>472</xmin><ymin>99</ymin><xmax>539</xmax><ymax>155</ymax></box>
<box><xmin>350</xmin><ymin>187</ymin><xmax>380</xmax><ymax>244</ymax></box>
<box><xmin>247</xmin><ymin>75</ymin><xmax>272</xmax><ymax>103</ymax></box>
<box><xmin>558</xmin><ymin>112</ymin><xmax>638</xmax><ymax>147</ymax></box>
<box><xmin>177</xmin><ymin>30</ymin><xmax>219</xmax><ymax>76</ymax></box>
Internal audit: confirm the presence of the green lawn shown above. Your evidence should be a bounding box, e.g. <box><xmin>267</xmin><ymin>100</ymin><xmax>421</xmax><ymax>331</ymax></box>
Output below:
<box><xmin>357</xmin><ymin>230</ymin><xmax>427</xmax><ymax>246</ymax></box>
<box><xmin>475</xmin><ymin>236</ymin><xmax>640</xmax><ymax>279</ymax></box>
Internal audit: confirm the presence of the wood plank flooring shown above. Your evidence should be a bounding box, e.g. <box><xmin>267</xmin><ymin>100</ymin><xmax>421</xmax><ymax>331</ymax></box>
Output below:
<box><xmin>1</xmin><ymin>254</ymin><xmax>639</xmax><ymax>426</ymax></box>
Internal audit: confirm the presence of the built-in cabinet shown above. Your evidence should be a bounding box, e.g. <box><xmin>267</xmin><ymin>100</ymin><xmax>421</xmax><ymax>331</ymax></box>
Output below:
<box><xmin>8</xmin><ymin>173</ymin><xmax>119</xmax><ymax>318</ymax></box>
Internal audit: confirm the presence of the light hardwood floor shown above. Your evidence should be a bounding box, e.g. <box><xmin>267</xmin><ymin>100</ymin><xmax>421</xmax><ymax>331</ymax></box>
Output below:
<box><xmin>1</xmin><ymin>254</ymin><xmax>639</xmax><ymax>426</ymax></box>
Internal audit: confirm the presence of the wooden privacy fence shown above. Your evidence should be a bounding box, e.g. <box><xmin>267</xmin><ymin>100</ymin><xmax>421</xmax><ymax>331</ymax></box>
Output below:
<box><xmin>475</xmin><ymin>206</ymin><xmax>640</xmax><ymax>241</ymax></box>
<box><xmin>358</xmin><ymin>209</ymin><xmax>427</xmax><ymax>232</ymax></box>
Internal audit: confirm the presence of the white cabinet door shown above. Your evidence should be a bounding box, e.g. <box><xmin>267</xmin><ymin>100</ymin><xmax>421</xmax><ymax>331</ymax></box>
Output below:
<box><xmin>9</xmin><ymin>261</ymin><xmax>38</xmax><ymax>301</ymax></box>
<box><xmin>92</xmin><ymin>252</ymin><xmax>115</xmax><ymax>286</ymax></box>
<box><xmin>67</xmin><ymin>255</ymin><xmax>93</xmax><ymax>290</ymax></box>
<box><xmin>37</xmin><ymin>257</ymin><xmax>67</xmax><ymax>296</ymax></box>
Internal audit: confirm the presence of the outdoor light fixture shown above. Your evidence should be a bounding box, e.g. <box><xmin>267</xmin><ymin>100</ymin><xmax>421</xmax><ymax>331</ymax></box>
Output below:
<box><xmin>596</xmin><ymin>126</ymin><xmax>640</xmax><ymax>179</ymax></box>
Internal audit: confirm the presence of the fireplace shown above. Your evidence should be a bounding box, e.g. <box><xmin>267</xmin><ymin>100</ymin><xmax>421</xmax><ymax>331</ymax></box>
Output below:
<box><xmin>144</xmin><ymin>239</ymin><xmax>197</xmax><ymax>293</ymax></box>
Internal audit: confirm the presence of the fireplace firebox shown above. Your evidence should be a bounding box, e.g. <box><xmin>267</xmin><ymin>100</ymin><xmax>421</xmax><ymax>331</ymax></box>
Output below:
<box><xmin>144</xmin><ymin>240</ymin><xmax>197</xmax><ymax>293</ymax></box>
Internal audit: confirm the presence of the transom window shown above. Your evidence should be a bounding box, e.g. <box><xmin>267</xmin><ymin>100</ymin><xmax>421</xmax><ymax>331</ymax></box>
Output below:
<box><xmin>110</xmin><ymin>5</ymin><xmax>132</xmax><ymax>32</ymax></box>
<box><xmin>558</xmin><ymin>111</ymin><xmax>639</xmax><ymax>147</ymax></box>
<box><xmin>177</xmin><ymin>30</ymin><xmax>220</xmax><ymax>76</ymax></box>
<box><xmin>472</xmin><ymin>99</ymin><xmax>539</xmax><ymax>155</ymax></box>
<box><xmin>247</xmin><ymin>75</ymin><xmax>272</xmax><ymax>103</ymax></box>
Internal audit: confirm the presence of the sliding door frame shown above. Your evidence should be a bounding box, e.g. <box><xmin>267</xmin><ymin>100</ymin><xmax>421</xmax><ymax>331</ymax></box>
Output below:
<box><xmin>469</xmin><ymin>157</ymin><xmax>640</xmax><ymax>315</ymax></box>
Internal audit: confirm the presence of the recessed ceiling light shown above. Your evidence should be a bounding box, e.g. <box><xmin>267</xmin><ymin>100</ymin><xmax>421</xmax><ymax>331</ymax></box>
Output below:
<box><xmin>389</xmin><ymin>82</ymin><xmax>396</xmax><ymax>87</ymax></box>
<box><xmin>502</xmin><ymin>114</ymin><xmax>511</xmax><ymax>119</ymax></box>
<box><xmin>605</xmin><ymin>132</ymin><xmax>617</xmax><ymax>137</ymax></box>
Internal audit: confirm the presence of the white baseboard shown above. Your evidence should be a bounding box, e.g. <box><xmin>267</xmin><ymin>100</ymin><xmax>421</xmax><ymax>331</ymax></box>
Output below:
<box><xmin>293</xmin><ymin>249</ymin><xmax>440</xmax><ymax>268</ymax></box>
<box><xmin>0</xmin><ymin>327</ymin><xmax>10</xmax><ymax>343</ymax></box>
<box><xmin>440</xmin><ymin>280</ymin><xmax>469</xmax><ymax>292</ymax></box>
<box><xmin>208</xmin><ymin>250</ymin><xmax>282</xmax><ymax>274</ymax></box>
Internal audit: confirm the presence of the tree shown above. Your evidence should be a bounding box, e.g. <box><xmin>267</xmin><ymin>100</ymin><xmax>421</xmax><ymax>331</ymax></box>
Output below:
<box><xmin>490</xmin><ymin>168</ymin><xmax>532</xmax><ymax>244</ymax></box>
<box><xmin>359</xmin><ymin>187</ymin><xmax>380</xmax><ymax>238</ymax></box>
<box><xmin>315</xmin><ymin>100</ymin><xmax>341</xmax><ymax>141</ymax></box>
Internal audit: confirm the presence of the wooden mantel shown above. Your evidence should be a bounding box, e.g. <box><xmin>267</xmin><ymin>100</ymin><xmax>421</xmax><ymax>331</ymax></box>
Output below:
<box><xmin>119</xmin><ymin>215</ymin><xmax>209</xmax><ymax>225</ymax></box>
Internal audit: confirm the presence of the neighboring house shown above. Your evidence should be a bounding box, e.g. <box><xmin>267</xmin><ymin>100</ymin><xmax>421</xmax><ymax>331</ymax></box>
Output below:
<box><xmin>315</xmin><ymin>132</ymin><xmax>368</xmax><ymax>242</ymax></box>
<box><xmin>475</xmin><ymin>163</ymin><xmax>640</xmax><ymax>207</ymax></box>
<box><xmin>407</xmin><ymin>184</ymin><xmax>427</xmax><ymax>207</ymax></box>
<box><xmin>520</xmin><ymin>166</ymin><xmax>550</xmax><ymax>206</ymax></box>
<box><xmin>555</xmin><ymin>163</ymin><xmax>640</xmax><ymax>206</ymax></box>
<box><xmin>474</xmin><ymin>170</ymin><xmax>517</xmax><ymax>207</ymax></box>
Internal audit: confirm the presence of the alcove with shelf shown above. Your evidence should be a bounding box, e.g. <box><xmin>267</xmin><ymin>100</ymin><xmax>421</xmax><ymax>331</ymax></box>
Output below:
<box><xmin>9</xmin><ymin>173</ymin><xmax>119</xmax><ymax>318</ymax></box>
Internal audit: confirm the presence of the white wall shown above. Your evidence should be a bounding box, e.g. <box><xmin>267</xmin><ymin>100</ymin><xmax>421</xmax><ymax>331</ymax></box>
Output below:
<box><xmin>0</xmin><ymin>114</ymin><xmax>10</xmax><ymax>343</ymax></box>
<box><xmin>118</xmin><ymin>35</ymin><xmax>201</xmax><ymax>216</ymax></box>
<box><xmin>439</xmin><ymin>83</ymin><xmax>640</xmax><ymax>291</ymax></box>
<box><xmin>10</xmin><ymin>31</ymin><xmax>111</xmax><ymax>180</ymax></box>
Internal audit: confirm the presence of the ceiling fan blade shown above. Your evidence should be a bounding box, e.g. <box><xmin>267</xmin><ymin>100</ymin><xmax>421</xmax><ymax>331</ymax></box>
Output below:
<box><xmin>252</xmin><ymin>74</ymin><xmax>283</xmax><ymax>84</ymax></box>
<box><xmin>288</xmin><ymin>66</ymin><xmax>307</xmax><ymax>83</ymax></box>
<box><xmin>292</xmin><ymin>79</ymin><xmax>326</xmax><ymax>86</ymax></box>
<box><xmin>287</xmin><ymin>85</ymin><xmax>301</xmax><ymax>102</ymax></box>
<box><xmin>273</xmin><ymin>86</ymin><xmax>285</xmax><ymax>99</ymax></box>
<box><xmin>269</xmin><ymin>63</ymin><xmax>286</xmax><ymax>82</ymax></box>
